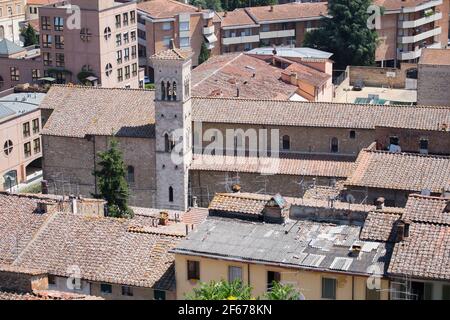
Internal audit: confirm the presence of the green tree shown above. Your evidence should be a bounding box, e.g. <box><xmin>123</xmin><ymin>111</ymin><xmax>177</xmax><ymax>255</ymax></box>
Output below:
<box><xmin>263</xmin><ymin>281</ymin><xmax>301</xmax><ymax>300</ymax></box>
<box><xmin>93</xmin><ymin>138</ymin><xmax>133</xmax><ymax>218</ymax></box>
<box><xmin>21</xmin><ymin>24</ymin><xmax>38</xmax><ymax>47</ymax></box>
<box><xmin>198</xmin><ymin>41</ymin><xmax>211</xmax><ymax>65</ymax></box>
<box><xmin>191</xmin><ymin>0</ymin><xmax>223</xmax><ymax>11</ymax></box>
<box><xmin>303</xmin><ymin>0</ymin><xmax>379</xmax><ymax>69</ymax></box>
<box><xmin>185</xmin><ymin>279</ymin><xmax>302</xmax><ymax>300</ymax></box>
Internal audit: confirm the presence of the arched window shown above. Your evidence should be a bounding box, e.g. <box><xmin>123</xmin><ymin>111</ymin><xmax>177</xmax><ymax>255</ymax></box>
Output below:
<box><xmin>282</xmin><ymin>135</ymin><xmax>290</xmax><ymax>150</ymax></box>
<box><xmin>172</xmin><ymin>81</ymin><xmax>177</xmax><ymax>101</ymax></box>
<box><xmin>161</xmin><ymin>81</ymin><xmax>166</xmax><ymax>100</ymax></box>
<box><xmin>166</xmin><ymin>81</ymin><xmax>171</xmax><ymax>100</ymax></box>
<box><xmin>164</xmin><ymin>133</ymin><xmax>170</xmax><ymax>152</ymax></box>
<box><xmin>331</xmin><ymin>137</ymin><xmax>339</xmax><ymax>153</ymax></box>
<box><xmin>169</xmin><ymin>186</ymin><xmax>174</xmax><ymax>202</ymax></box>
<box><xmin>127</xmin><ymin>165</ymin><xmax>135</xmax><ymax>184</ymax></box>
<box><xmin>104</xmin><ymin>27</ymin><xmax>111</xmax><ymax>40</ymax></box>
<box><xmin>105</xmin><ymin>63</ymin><xmax>113</xmax><ymax>77</ymax></box>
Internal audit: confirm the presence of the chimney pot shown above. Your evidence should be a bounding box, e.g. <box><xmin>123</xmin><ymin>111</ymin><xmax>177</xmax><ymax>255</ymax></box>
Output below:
<box><xmin>375</xmin><ymin>197</ymin><xmax>385</xmax><ymax>210</ymax></box>
<box><xmin>231</xmin><ymin>184</ymin><xmax>241</xmax><ymax>193</ymax></box>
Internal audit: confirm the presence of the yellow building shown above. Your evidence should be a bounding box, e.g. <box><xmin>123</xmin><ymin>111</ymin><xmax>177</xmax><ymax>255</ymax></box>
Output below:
<box><xmin>171</xmin><ymin>192</ymin><xmax>392</xmax><ymax>300</ymax></box>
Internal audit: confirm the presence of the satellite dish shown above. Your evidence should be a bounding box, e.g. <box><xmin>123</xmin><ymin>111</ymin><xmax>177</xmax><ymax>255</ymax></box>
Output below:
<box><xmin>346</xmin><ymin>194</ymin><xmax>356</xmax><ymax>204</ymax></box>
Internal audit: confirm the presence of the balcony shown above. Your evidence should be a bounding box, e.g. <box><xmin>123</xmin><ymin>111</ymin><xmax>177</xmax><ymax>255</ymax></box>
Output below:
<box><xmin>203</xmin><ymin>25</ymin><xmax>214</xmax><ymax>35</ymax></box>
<box><xmin>206</xmin><ymin>42</ymin><xmax>215</xmax><ymax>50</ymax></box>
<box><xmin>259</xmin><ymin>29</ymin><xmax>295</xmax><ymax>39</ymax></box>
<box><xmin>398</xmin><ymin>26</ymin><xmax>441</xmax><ymax>44</ymax></box>
<box><xmin>402</xmin><ymin>0</ymin><xmax>442</xmax><ymax>13</ymax></box>
<box><xmin>222</xmin><ymin>35</ymin><xmax>260</xmax><ymax>45</ymax></box>
<box><xmin>399</xmin><ymin>11</ymin><xmax>442</xmax><ymax>29</ymax></box>
<box><xmin>397</xmin><ymin>42</ymin><xmax>441</xmax><ymax>60</ymax></box>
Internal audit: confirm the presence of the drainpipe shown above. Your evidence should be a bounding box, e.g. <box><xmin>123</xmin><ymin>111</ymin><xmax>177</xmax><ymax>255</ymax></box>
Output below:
<box><xmin>247</xmin><ymin>263</ymin><xmax>251</xmax><ymax>287</ymax></box>
<box><xmin>351</xmin><ymin>275</ymin><xmax>355</xmax><ymax>300</ymax></box>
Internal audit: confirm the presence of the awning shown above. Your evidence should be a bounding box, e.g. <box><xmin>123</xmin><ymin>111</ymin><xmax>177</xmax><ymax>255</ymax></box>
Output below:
<box><xmin>204</xmin><ymin>33</ymin><xmax>217</xmax><ymax>43</ymax></box>
<box><xmin>85</xmin><ymin>76</ymin><xmax>98</xmax><ymax>82</ymax></box>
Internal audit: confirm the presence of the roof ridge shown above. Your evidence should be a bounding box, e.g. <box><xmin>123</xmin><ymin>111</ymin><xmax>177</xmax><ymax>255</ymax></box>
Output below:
<box><xmin>409</xmin><ymin>193</ymin><xmax>450</xmax><ymax>201</ymax></box>
<box><xmin>50</xmin><ymin>84</ymin><xmax>155</xmax><ymax>92</ymax></box>
<box><xmin>364</xmin><ymin>149</ymin><xmax>450</xmax><ymax>160</ymax></box>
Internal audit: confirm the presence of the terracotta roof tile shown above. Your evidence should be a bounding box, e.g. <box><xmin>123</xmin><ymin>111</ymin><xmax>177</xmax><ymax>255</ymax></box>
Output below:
<box><xmin>217</xmin><ymin>9</ymin><xmax>257</xmax><ymax>27</ymax></box>
<box><xmin>402</xmin><ymin>194</ymin><xmax>450</xmax><ymax>225</ymax></box>
<box><xmin>345</xmin><ymin>149</ymin><xmax>450</xmax><ymax>193</ymax></box>
<box><xmin>246</xmin><ymin>2</ymin><xmax>328</xmax><ymax>22</ymax></box>
<box><xmin>281</xmin><ymin>62</ymin><xmax>331</xmax><ymax>87</ymax></box>
<box><xmin>137</xmin><ymin>0</ymin><xmax>199</xmax><ymax>18</ymax></box>
<box><xmin>150</xmin><ymin>48</ymin><xmax>193</xmax><ymax>61</ymax></box>
<box><xmin>360</xmin><ymin>211</ymin><xmax>402</xmax><ymax>242</ymax></box>
<box><xmin>209</xmin><ymin>193</ymin><xmax>269</xmax><ymax>216</ymax></box>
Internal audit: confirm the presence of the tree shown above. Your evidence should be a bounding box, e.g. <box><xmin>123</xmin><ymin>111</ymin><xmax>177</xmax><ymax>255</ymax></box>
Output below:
<box><xmin>185</xmin><ymin>279</ymin><xmax>302</xmax><ymax>300</ymax></box>
<box><xmin>198</xmin><ymin>41</ymin><xmax>211</xmax><ymax>65</ymax></box>
<box><xmin>191</xmin><ymin>0</ymin><xmax>223</xmax><ymax>12</ymax></box>
<box><xmin>303</xmin><ymin>0</ymin><xmax>379</xmax><ymax>69</ymax></box>
<box><xmin>92</xmin><ymin>138</ymin><xmax>133</xmax><ymax>218</ymax></box>
<box><xmin>21</xmin><ymin>24</ymin><xmax>38</xmax><ymax>47</ymax></box>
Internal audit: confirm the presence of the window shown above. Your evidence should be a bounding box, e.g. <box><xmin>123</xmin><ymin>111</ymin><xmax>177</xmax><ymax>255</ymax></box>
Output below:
<box><xmin>41</xmin><ymin>16</ymin><xmax>50</xmax><ymax>30</ymax></box>
<box><xmin>419</xmin><ymin>138</ymin><xmax>428</xmax><ymax>151</ymax></box>
<box><xmin>117</xmin><ymin>68</ymin><xmax>123</xmax><ymax>82</ymax></box>
<box><xmin>138</xmin><ymin>29</ymin><xmax>146</xmax><ymax>40</ymax></box>
<box><xmin>161</xmin><ymin>82</ymin><xmax>166</xmax><ymax>100</ymax></box>
<box><xmin>330</xmin><ymin>137</ymin><xmax>338</xmax><ymax>153</ymax></box>
<box><xmin>321</xmin><ymin>278</ymin><xmax>336</xmax><ymax>299</ymax></box>
<box><xmin>121</xmin><ymin>286</ymin><xmax>133</xmax><ymax>296</ymax></box>
<box><xmin>179</xmin><ymin>21</ymin><xmax>189</xmax><ymax>31</ymax></box>
<box><xmin>100</xmin><ymin>283</ymin><xmax>112</xmax><ymax>294</ymax></box>
<box><xmin>187</xmin><ymin>260</ymin><xmax>200</xmax><ymax>280</ymax></box>
<box><xmin>24</xmin><ymin>142</ymin><xmax>31</xmax><ymax>158</ymax></box>
<box><xmin>23</xmin><ymin>122</ymin><xmax>30</xmax><ymax>137</ymax></box>
<box><xmin>104</xmin><ymin>27</ymin><xmax>111</xmax><ymax>40</ymax></box>
<box><xmin>116</xmin><ymin>50</ymin><xmax>123</xmax><ymax>64</ymax></box>
<box><xmin>262</xmin><ymin>24</ymin><xmax>270</xmax><ymax>32</ymax></box>
<box><xmin>124</xmin><ymin>47</ymin><xmax>130</xmax><ymax>61</ymax></box>
<box><xmin>282</xmin><ymin>135</ymin><xmax>290</xmax><ymax>150</ymax></box>
<box><xmin>162</xmin><ymin>22</ymin><xmax>171</xmax><ymax>31</ymax></box>
<box><xmin>3</xmin><ymin>140</ymin><xmax>13</xmax><ymax>156</ymax></box>
<box><xmin>55</xmin><ymin>35</ymin><xmax>64</xmax><ymax>49</ymax></box>
<box><xmin>366</xmin><ymin>287</ymin><xmax>380</xmax><ymax>300</ymax></box>
<box><xmin>130</xmin><ymin>31</ymin><xmax>136</xmax><ymax>42</ymax></box>
<box><xmin>105</xmin><ymin>63</ymin><xmax>113</xmax><ymax>77</ymax></box>
<box><xmin>125</xmin><ymin>65</ymin><xmax>130</xmax><ymax>79</ymax></box>
<box><xmin>42</xmin><ymin>34</ymin><xmax>52</xmax><ymax>48</ymax></box>
<box><xmin>443</xmin><ymin>285</ymin><xmax>450</xmax><ymax>300</ymax></box>
<box><xmin>116</xmin><ymin>34</ymin><xmax>122</xmax><ymax>46</ymax></box>
<box><xmin>389</xmin><ymin>136</ymin><xmax>399</xmax><ymax>145</ymax></box>
<box><xmin>115</xmin><ymin>14</ymin><xmax>121</xmax><ymax>28</ymax></box>
<box><xmin>33</xmin><ymin>138</ymin><xmax>41</xmax><ymax>154</ymax></box>
<box><xmin>132</xmin><ymin>63</ymin><xmax>137</xmax><ymax>77</ymax></box>
<box><xmin>55</xmin><ymin>53</ymin><xmax>65</xmax><ymax>67</ymax></box>
<box><xmin>131</xmin><ymin>45</ymin><xmax>137</xmax><ymax>59</ymax></box>
<box><xmin>130</xmin><ymin>11</ymin><xmax>136</xmax><ymax>24</ymax></box>
<box><xmin>32</xmin><ymin>118</ymin><xmax>40</xmax><ymax>134</ymax></box>
<box><xmin>267</xmin><ymin>271</ymin><xmax>280</xmax><ymax>290</ymax></box>
<box><xmin>43</xmin><ymin>52</ymin><xmax>52</xmax><ymax>66</ymax></box>
<box><xmin>80</xmin><ymin>28</ymin><xmax>92</xmax><ymax>42</ymax></box>
<box><xmin>10</xmin><ymin>67</ymin><xmax>19</xmax><ymax>81</ymax></box>
<box><xmin>54</xmin><ymin>17</ymin><xmax>63</xmax><ymax>31</ymax></box>
<box><xmin>349</xmin><ymin>130</ymin><xmax>356</xmax><ymax>139</ymax></box>
<box><xmin>154</xmin><ymin>290</ymin><xmax>166</xmax><ymax>300</ymax></box>
<box><xmin>123</xmin><ymin>12</ymin><xmax>129</xmax><ymax>26</ymax></box>
<box><xmin>48</xmin><ymin>275</ymin><xmax>56</xmax><ymax>285</ymax></box>
<box><xmin>228</xmin><ymin>266</ymin><xmax>243</xmax><ymax>283</ymax></box>
<box><xmin>163</xmin><ymin>36</ymin><xmax>171</xmax><ymax>47</ymax></box>
<box><xmin>138</xmin><ymin>44</ymin><xmax>146</xmax><ymax>58</ymax></box>
<box><xmin>180</xmin><ymin>37</ymin><xmax>190</xmax><ymax>48</ymax></box>
<box><xmin>0</xmin><ymin>76</ymin><xmax>3</xmax><ymax>88</ymax></box>
<box><xmin>169</xmin><ymin>186</ymin><xmax>174</xmax><ymax>202</ymax></box>
<box><xmin>123</xmin><ymin>32</ymin><xmax>129</xmax><ymax>44</ymax></box>
<box><xmin>127</xmin><ymin>166</ymin><xmax>135</xmax><ymax>184</ymax></box>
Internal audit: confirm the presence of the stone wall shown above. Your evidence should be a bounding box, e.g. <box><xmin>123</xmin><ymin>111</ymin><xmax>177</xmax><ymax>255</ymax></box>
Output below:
<box><xmin>348</xmin><ymin>64</ymin><xmax>415</xmax><ymax>89</ymax></box>
<box><xmin>0</xmin><ymin>270</ymin><xmax>48</xmax><ymax>293</ymax></box>
<box><xmin>418</xmin><ymin>64</ymin><xmax>450</xmax><ymax>106</ymax></box>
<box><xmin>42</xmin><ymin>135</ymin><xmax>156</xmax><ymax>208</ymax></box>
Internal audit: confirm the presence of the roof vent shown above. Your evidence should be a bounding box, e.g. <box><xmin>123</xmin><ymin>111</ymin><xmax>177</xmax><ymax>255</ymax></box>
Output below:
<box><xmin>269</xmin><ymin>5</ymin><xmax>274</xmax><ymax>12</ymax></box>
<box><xmin>349</xmin><ymin>242</ymin><xmax>362</xmax><ymax>257</ymax></box>
<box><xmin>375</xmin><ymin>197</ymin><xmax>385</xmax><ymax>210</ymax></box>
<box><xmin>231</xmin><ymin>184</ymin><xmax>241</xmax><ymax>193</ymax></box>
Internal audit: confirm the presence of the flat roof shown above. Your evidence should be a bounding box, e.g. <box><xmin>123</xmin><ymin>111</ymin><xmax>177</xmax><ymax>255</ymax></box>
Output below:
<box><xmin>0</xmin><ymin>92</ymin><xmax>46</xmax><ymax>122</ymax></box>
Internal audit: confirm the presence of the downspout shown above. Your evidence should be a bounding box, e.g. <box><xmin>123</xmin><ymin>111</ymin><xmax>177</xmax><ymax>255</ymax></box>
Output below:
<box><xmin>352</xmin><ymin>275</ymin><xmax>355</xmax><ymax>300</ymax></box>
<box><xmin>93</xmin><ymin>135</ymin><xmax>97</xmax><ymax>195</ymax></box>
<box><xmin>247</xmin><ymin>263</ymin><xmax>251</xmax><ymax>287</ymax></box>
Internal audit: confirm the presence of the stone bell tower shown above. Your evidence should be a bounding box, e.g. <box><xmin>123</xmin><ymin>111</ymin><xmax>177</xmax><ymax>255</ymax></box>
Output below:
<box><xmin>150</xmin><ymin>45</ymin><xmax>193</xmax><ymax>211</ymax></box>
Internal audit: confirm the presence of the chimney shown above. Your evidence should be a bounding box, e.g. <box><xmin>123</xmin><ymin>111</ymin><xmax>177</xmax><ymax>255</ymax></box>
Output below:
<box><xmin>263</xmin><ymin>194</ymin><xmax>288</xmax><ymax>224</ymax></box>
<box><xmin>69</xmin><ymin>195</ymin><xmax>78</xmax><ymax>214</ymax></box>
<box><xmin>375</xmin><ymin>197</ymin><xmax>385</xmax><ymax>210</ymax></box>
<box><xmin>36</xmin><ymin>200</ymin><xmax>58</xmax><ymax>214</ymax></box>
<box><xmin>169</xmin><ymin>38</ymin><xmax>175</xmax><ymax>49</ymax></box>
<box><xmin>269</xmin><ymin>5</ymin><xmax>274</xmax><ymax>12</ymax></box>
<box><xmin>231</xmin><ymin>184</ymin><xmax>241</xmax><ymax>193</ymax></box>
<box><xmin>224</xmin><ymin>11</ymin><xmax>228</xmax><ymax>17</ymax></box>
<box><xmin>349</xmin><ymin>243</ymin><xmax>362</xmax><ymax>257</ymax></box>
<box><xmin>159</xmin><ymin>211</ymin><xmax>169</xmax><ymax>226</ymax></box>
<box><xmin>236</xmin><ymin>87</ymin><xmax>240</xmax><ymax>97</ymax></box>
<box><xmin>192</xmin><ymin>196</ymin><xmax>198</xmax><ymax>207</ymax></box>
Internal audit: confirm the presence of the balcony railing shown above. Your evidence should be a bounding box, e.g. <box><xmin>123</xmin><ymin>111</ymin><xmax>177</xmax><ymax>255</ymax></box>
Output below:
<box><xmin>222</xmin><ymin>35</ymin><xmax>260</xmax><ymax>45</ymax></box>
<box><xmin>399</xmin><ymin>11</ymin><xmax>442</xmax><ymax>29</ymax></box>
<box><xmin>398</xmin><ymin>26</ymin><xmax>441</xmax><ymax>44</ymax></box>
<box><xmin>259</xmin><ymin>29</ymin><xmax>295</xmax><ymax>39</ymax></box>
<box><xmin>203</xmin><ymin>25</ymin><xmax>214</xmax><ymax>35</ymax></box>
<box><xmin>397</xmin><ymin>42</ymin><xmax>441</xmax><ymax>60</ymax></box>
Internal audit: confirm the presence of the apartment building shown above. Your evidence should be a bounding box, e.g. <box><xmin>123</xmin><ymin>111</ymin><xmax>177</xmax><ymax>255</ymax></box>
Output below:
<box><xmin>137</xmin><ymin>0</ymin><xmax>218</xmax><ymax>76</ymax></box>
<box><xmin>0</xmin><ymin>0</ymin><xmax>26</xmax><ymax>44</ymax></box>
<box><xmin>25</xmin><ymin>0</ymin><xmax>59</xmax><ymax>21</ymax></box>
<box><xmin>0</xmin><ymin>91</ymin><xmax>45</xmax><ymax>191</ymax></box>
<box><xmin>375</xmin><ymin>0</ymin><xmax>449</xmax><ymax>66</ymax></box>
<box><xmin>39</xmin><ymin>0</ymin><xmax>141</xmax><ymax>88</ymax></box>
<box><xmin>0</xmin><ymin>38</ymin><xmax>42</xmax><ymax>90</ymax></box>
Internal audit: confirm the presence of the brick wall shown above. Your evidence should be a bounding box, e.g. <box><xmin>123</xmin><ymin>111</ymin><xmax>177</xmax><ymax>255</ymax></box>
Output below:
<box><xmin>348</xmin><ymin>65</ymin><xmax>407</xmax><ymax>88</ymax></box>
<box><xmin>0</xmin><ymin>270</ymin><xmax>48</xmax><ymax>293</ymax></box>
<box><xmin>417</xmin><ymin>64</ymin><xmax>450</xmax><ymax>106</ymax></box>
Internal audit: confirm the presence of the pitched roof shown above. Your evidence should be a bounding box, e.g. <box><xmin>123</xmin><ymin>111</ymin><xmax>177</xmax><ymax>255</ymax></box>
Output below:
<box><xmin>150</xmin><ymin>48</ymin><xmax>193</xmax><ymax>61</ymax></box>
<box><xmin>374</xmin><ymin>0</ymin><xmax>437</xmax><ymax>11</ymax></box>
<box><xmin>40</xmin><ymin>85</ymin><xmax>155</xmax><ymax>138</ymax></box>
<box><xmin>137</xmin><ymin>0</ymin><xmax>199</xmax><ymax>19</ymax></box>
<box><xmin>208</xmin><ymin>193</ymin><xmax>270</xmax><ymax>217</ymax></box>
<box><xmin>419</xmin><ymin>48</ymin><xmax>450</xmax><ymax>66</ymax></box>
<box><xmin>190</xmin><ymin>154</ymin><xmax>354</xmax><ymax>178</ymax></box>
<box><xmin>191</xmin><ymin>97</ymin><xmax>450</xmax><ymax>131</ymax></box>
<box><xmin>246</xmin><ymin>2</ymin><xmax>328</xmax><ymax>22</ymax></box>
<box><xmin>0</xmin><ymin>290</ymin><xmax>102</xmax><ymax>300</ymax></box>
<box><xmin>360</xmin><ymin>210</ymin><xmax>403</xmax><ymax>242</ymax></box>
<box><xmin>0</xmin><ymin>39</ymin><xmax>25</xmax><ymax>56</ymax></box>
<box><xmin>282</xmin><ymin>62</ymin><xmax>331</xmax><ymax>87</ymax></box>
<box><xmin>402</xmin><ymin>194</ymin><xmax>450</xmax><ymax>225</ymax></box>
<box><xmin>217</xmin><ymin>9</ymin><xmax>257</xmax><ymax>27</ymax></box>
<box><xmin>191</xmin><ymin>53</ymin><xmax>298</xmax><ymax>100</ymax></box>
<box><xmin>345</xmin><ymin>148</ymin><xmax>450</xmax><ymax>193</ymax></box>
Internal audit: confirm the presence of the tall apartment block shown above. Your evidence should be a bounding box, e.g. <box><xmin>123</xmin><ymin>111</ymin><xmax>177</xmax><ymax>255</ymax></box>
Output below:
<box><xmin>137</xmin><ymin>0</ymin><xmax>218</xmax><ymax>76</ymax></box>
<box><xmin>39</xmin><ymin>0</ymin><xmax>141</xmax><ymax>88</ymax></box>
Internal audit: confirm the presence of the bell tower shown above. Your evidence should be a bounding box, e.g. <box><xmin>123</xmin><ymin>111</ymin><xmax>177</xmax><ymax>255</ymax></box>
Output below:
<box><xmin>150</xmin><ymin>46</ymin><xmax>193</xmax><ymax>211</ymax></box>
